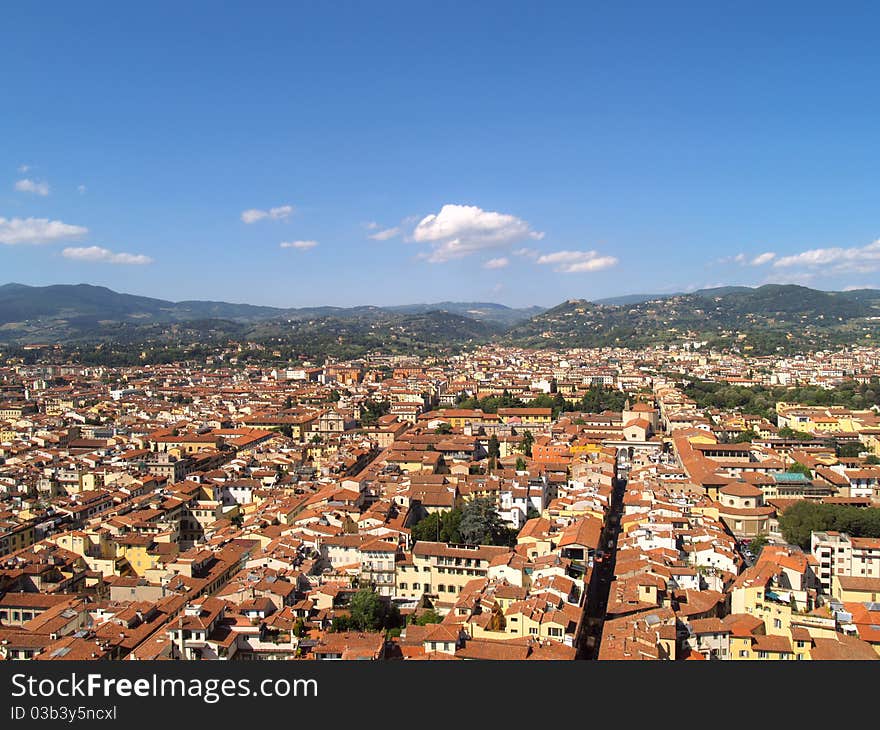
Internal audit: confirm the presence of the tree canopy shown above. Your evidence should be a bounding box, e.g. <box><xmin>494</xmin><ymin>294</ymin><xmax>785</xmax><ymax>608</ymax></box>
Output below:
<box><xmin>779</xmin><ymin>501</ymin><xmax>880</xmax><ymax>549</ymax></box>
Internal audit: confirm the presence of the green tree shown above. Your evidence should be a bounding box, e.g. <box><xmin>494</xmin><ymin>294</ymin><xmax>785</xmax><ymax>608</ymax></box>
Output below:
<box><xmin>412</xmin><ymin>609</ymin><xmax>442</xmax><ymax>626</ymax></box>
<box><xmin>520</xmin><ymin>430</ymin><xmax>534</xmax><ymax>457</ymax></box>
<box><xmin>515</xmin><ymin>457</ymin><xmax>528</xmax><ymax>471</ymax></box>
<box><xmin>778</xmin><ymin>501</ymin><xmax>880</xmax><ymax>549</ymax></box>
<box><xmin>733</xmin><ymin>429</ymin><xmax>759</xmax><ymax>443</ymax></box>
<box><xmin>348</xmin><ymin>589</ymin><xmax>384</xmax><ymax>631</ymax></box>
<box><xmin>458</xmin><ymin>497</ymin><xmax>514</xmax><ymax>546</ymax></box>
<box><xmin>487</xmin><ymin>435</ymin><xmax>500</xmax><ymax>460</ymax></box>
<box><xmin>748</xmin><ymin>534</ymin><xmax>770</xmax><ymax>558</ymax></box>
<box><xmin>434</xmin><ymin>422</ymin><xmax>453</xmax><ymax>435</ymax></box>
<box><xmin>837</xmin><ymin>441</ymin><xmax>864</xmax><ymax>458</ymax></box>
<box><xmin>787</xmin><ymin>461</ymin><xmax>813</xmax><ymax>478</ymax></box>
<box><xmin>360</xmin><ymin>399</ymin><xmax>391</xmax><ymax>426</ymax></box>
<box><xmin>411</xmin><ymin>509</ymin><xmax>463</xmax><ymax>543</ymax></box>
<box><xmin>777</xmin><ymin>426</ymin><xmax>815</xmax><ymax>441</ymax></box>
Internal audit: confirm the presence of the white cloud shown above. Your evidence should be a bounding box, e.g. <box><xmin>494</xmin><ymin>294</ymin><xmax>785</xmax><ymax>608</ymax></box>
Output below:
<box><xmin>411</xmin><ymin>203</ymin><xmax>543</xmax><ymax>263</ymax></box>
<box><xmin>77</xmin><ymin>184</ymin><xmax>87</xmax><ymax>195</ymax></box>
<box><xmin>241</xmin><ymin>205</ymin><xmax>294</xmax><ymax>223</ymax></box>
<box><xmin>14</xmin><ymin>178</ymin><xmax>49</xmax><ymax>196</ymax></box>
<box><xmin>751</xmin><ymin>252</ymin><xmax>776</xmax><ymax>266</ymax></box>
<box><xmin>18</xmin><ymin>164</ymin><xmax>30</xmax><ymax>173</ymax></box>
<box><xmin>280</xmin><ymin>240</ymin><xmax>318</xmax><ymax>250</ymax></box>
<box><xmin>536</xmin><ymin>250</ymin><xmax>618</xmax><ymax>273</ymax></box>
<box><xmin>484</xmin><ymin>257</ymin><xmax>510</xmax><ymax>269</ymax></box>
<box><xmin>513</xmin><ymin>247</ymin><xmax>540</xmax><ymax>258</ymax></box>
<box><xmin>369</xmin><ymin>226</ymin><xmax>400</xmax><ymax>241</ymax></box>
<box><xmin>363</xmin><ymin>221</ymin><xmax>380</xmax><ymax>230</ymax></box>
<box><xmin>773</xmin><ymin>239</ymin><xmax>880</xmax><ymax>274</ymax></box>
<box><xmin>0</xmin><ymin>217</ymin><xmax>87</xmax><ymax>245</ymax></box>
<box><xmin>62</xmin><ymin>246</ymin><xmax>152</xmax><ymax>265</ymax></box>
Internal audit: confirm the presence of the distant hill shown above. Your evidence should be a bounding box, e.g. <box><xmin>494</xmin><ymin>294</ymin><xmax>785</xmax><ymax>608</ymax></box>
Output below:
<box><xmin>0</xmin><ymin>283</ymin><xmax>507</xmax><ymax>349</ymax></box>
<box><xmin>4</xmin><ymin>281</ymin><xmax>880</xmax><ymax>357</ymax></box>
<box><xmin>386</xmin><ymin>301</ymin><xmax>543</xmax><ymax>325</ymax></box>
<box><xmin>0</xmin><ymin>282</ymin><xmax>285</xmax><ymax>325</ymax></box>
<box><xmin>502</xmin><ymin>284</ymin><xmax>880</xmax><ymax>353</ymax></box>
<box><xmin>593</xmin><ymin>293</ymin><xmax>678</xmax><ymax>306</ymax></box>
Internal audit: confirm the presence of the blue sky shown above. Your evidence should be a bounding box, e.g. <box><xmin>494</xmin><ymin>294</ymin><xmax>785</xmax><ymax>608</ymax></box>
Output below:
<box><xmin>2</xmin><ymin>1</ymin><xmax>879</xmax><ymax>308</ymax></box>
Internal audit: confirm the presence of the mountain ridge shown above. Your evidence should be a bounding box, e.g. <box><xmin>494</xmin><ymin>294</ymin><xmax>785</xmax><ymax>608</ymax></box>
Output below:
<box><xmin>3</xmin><ymin>282</ymin><xmax>880</xmax><ymax>356</ymax></box>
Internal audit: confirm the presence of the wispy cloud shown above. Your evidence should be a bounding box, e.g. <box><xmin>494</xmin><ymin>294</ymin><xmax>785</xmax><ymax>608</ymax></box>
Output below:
<box><xmin>18</xmin><ymin>164</ymin><xmax>30</xmax><ymax>173</ymax></box>
<box><xmin>0</xmin><ymin>217</ymin><xmax>87</xmax><ymax>245</ymax></box>
<box><xmin>369</xmin><ymin>226</ymin><xmax>400</xmax><ymax>241</ymax></box>
<box><xmin>483</xmin><ymin>257</ymin><xmax>509</xmax><ymax>269</ymax></box>
<box><xmin>240</xmin><ymin>205</ymin><xmax>294</xmax><ymax>224</ymax></box>
<box><xmin>751</xmin><ymin>252</ymin><xmax>776</xmax><ymax>265</ymax></box>
<box><xmin>62</xmin><ymin>246</ymin><xmax>152</xmax><ymax>265</ymax></box>
<box><xmin>513</xmin><ymin>247</ymin><xmax>540</xmax><ymax>259</ymax></box>
<box><xmin>412</xmin><ymin>203</ymin><xmax>543</xmax><ymax>263</ymax></box>
<box><xmin>773</xmin><ymin>239</ymin><xmax>880</xmax><ymax>274</ymax></box>
<box><xmin>77</xmin><ymin>184</ymin><xmax>87</xmax><ymax>195</ymax></box>
<box><xmin>536</xmin><ymin>250</ymin><xmax>618</xmax><ymax>273</ymax></box>
<box><xmin>718</xmin><ymin>251</ymin><xmax>777</xmax><ymax>266</ymax></box>
<box><xmin>14</xmin><ymin>178</ymin><xmax>49</xmax><ymax>196</ymax></box>
<box><xmin>280</xmin><ymin>240</ymin><xmax>318</xmax><ymax>250</ymax></box>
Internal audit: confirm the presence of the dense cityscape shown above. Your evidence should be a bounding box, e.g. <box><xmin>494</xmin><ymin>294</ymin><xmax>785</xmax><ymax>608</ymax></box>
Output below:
<box><xmin>3</xmin><ymin>339</ymin><xmax>880</xmax><ymax>660</ymax></box>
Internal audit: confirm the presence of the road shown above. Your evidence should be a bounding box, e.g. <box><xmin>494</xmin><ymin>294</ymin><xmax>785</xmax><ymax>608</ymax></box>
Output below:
<box><xmin>576</xmin><ymin>469</ymin><xmax>627</xmax><ymax>660</ymax></box>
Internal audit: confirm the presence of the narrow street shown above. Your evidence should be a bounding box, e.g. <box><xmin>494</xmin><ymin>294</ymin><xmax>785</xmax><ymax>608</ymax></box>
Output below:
<box><xmin>576</xmin><ymin>465</ymin><xmax>627</xmax><ymax>660</ymax></box>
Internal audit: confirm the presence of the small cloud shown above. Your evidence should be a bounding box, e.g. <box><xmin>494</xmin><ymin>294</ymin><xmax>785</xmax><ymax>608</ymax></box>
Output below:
<box><xmin>14</xmin><ymin>178</ymin><xmax>49</xmax><ymax>196</ymax></box>
<box><xmin>751</xmin><ymin>252</ymin><xmax>776</xmax><ymax>266</ymax></box>
<box><xmin>513</xmin><ymin>247</ymin><xmax>540</xmax><ymax>258</ymax></box>
<box><xmin>536</xmin><ymin>250</ymin><xmax>618</xmax><ymax>273</ymax></box>
<box><xmin>241</xmin><ymin>205</ymin><xmax>294</xmax><ymax>224</ymax></box>
<box><xmin>280</xmin><ymin>240</ymin><xmax>318</xmax><ymax>250</ymax></box>
<box><xmin>369</xmin><ymin>226</ymin><xmax>400</xmax><ymax>241</ymax></box>
<box><xmin>412</xmin><ymin>203</ymin><xmax>543</xmax><ymax>263</ymax></box>
<box><xmin>0</xmin><ymin>217</ymin><xmax>87</xmax><ymax>245</ymax></box>
<box><xmin>62</xmin><ymin>246</ymin><xmax>152</xmax><ymax>265</ymax></box>
<box><xmin>18</xmin><ymin>164</ymin><xmax>30</xmax><ymax>173</ymax></box>
<box><xmin>77</xmin><ymin>184</ymin><xmax>87</xmax><ymax>195</ymax></box>
<box><xmin>363</xmin><ymin>221</ymin><xmax>380</xmax><ymax>230</ymax></box>
<box><xmin>484</xmin><ymin>257</ymin><xmax>509</xmax><ymax>269</ymax></box>
<box><xmin>492</xmin><ymin>283</ymin><xmax>504</xmax><ymax>294</ymax></box>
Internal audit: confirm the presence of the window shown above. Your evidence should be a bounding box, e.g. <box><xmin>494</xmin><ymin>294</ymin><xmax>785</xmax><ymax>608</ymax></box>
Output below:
<box><xmin>757</xmin><ymin>651</ymin><xmax>769</xmax><ymax>659</ymax></box>
<box><xmin>739</xmin><ymin>650</ymin><xmax>748</xmax><ymax>657</ymax></box>
<box><xmin>774</xmin><ymin>619</ymin><xmax>782</xmax><ymax>629</ymax></box>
